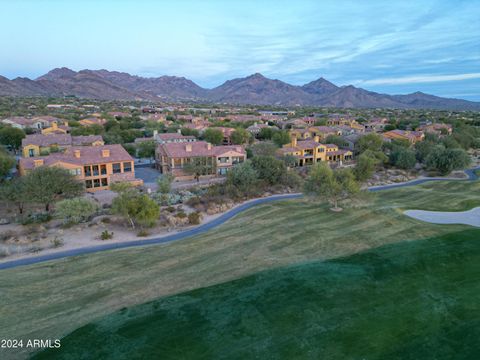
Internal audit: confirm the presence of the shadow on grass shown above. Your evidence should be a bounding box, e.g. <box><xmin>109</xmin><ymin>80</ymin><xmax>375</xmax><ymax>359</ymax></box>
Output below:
<box><xmin>33</xmin><ymin>229</ymin><xmax>480</xmax><ymax>360</ymax></box>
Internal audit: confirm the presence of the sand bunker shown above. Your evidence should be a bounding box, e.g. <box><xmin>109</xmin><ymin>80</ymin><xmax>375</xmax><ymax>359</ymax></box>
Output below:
<box><xmin>404</xmin><ymin>207</ymin><xmax>480</xmax><ymax>227</ymax></box>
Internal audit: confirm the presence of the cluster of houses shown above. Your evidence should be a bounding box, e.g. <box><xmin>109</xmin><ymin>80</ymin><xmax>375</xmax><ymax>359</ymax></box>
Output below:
<box><xmin>2</xmin><ymin>109</ymin><xmax>455</xmax><ymax>194</ymax></box>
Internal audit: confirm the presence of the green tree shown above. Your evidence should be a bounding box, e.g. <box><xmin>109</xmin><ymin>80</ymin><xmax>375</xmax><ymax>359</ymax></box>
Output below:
<box><xmin>231</xmin><ymin>128</ymin><xmax>250</xmax><ymax>145</ymax></box>
<box><xmin>71</xmin><ymin>124</ymin><xmax>103</xmax><ymax>136</ymax></box>
<box><xmin>272</xmin><ymin>131</ymin><xmax>291</xmax><ymax>147</ymax></box>
<box><xmin>0</xmin><ymin>127</ymin><xmax>25</xmax><ymax>150</ymax></box>
<box><xmin>251</xmin><ymin>156</ymin><xmax>287</xmax><ymax>185</ymax></box>
<box><xmin>55</xmin><ymin>197</ymin><xmax>99</xmax><ymax>224</ymax></box>
<box><xmin>122</xmin><ymin>143</ymin><xmax>137</xmax><ymax>156</ymax></box>
<box><xmin>425</xmin><ymin>146</ymin><xmax>471</xmax><ymax>175</ymax></box>
<box><xmin>183</xmin><ymin>157</ymin><xmax>217</xmax><ymax>182</ymax></box>
<box><xmin>390</xmin><ymin>147</ymin><xmax>416</xmax><ymax>170</ymax></box>
<box><xmin>157</xmin><ymin>174</ymin><xmax>174</xmax><ymax>194</ymax></box>
<box><xmin>0</xmin><ymin>178</ymin><xmax>27</xmax><ymax>214</ymax></box>
<box><xmin>137</xmin><ymin>140</ymin><xmax>156</xmax><ymax>158</ymax></box>
<box><xmin>354</xmin><ymin>153</ymin><xmax>378</xmax><ymax>182</ymax></box>
<box><xmin>226</xmin><ymin>161</ymin><xmax>258</xmax><ymax>194</ymax></box>
<box><xmin>248</xmin><ymin>142</ymin><xmax>278</xmax><ymax>157</ymax></box>
<box><xmin>22</xmin><ymin>167</ymin><xmax>84</xmax><ymax>212</ymax></box>
<box><xmin>203</xmin><ymin>128</ymin><xmax>224</xmax><ymax>145</ymax></box>
<box><xmin>0</xmin><ymin>150</ymin><xmax>15</xmax><ymax>179</ymax></box>
<box><xmin>358</xmin><ymin>133</ymin><xmax>383</xmax><ymax>153</ymax></box>
<box><xmin>180</xmin><ymin>128</ymin><xmax>199</xmax><ymax>137</ymax></box>
<box><xmin>257</xmin><ymin>127</ymin><xmax>276</xmax><ymax>140</ymax></box>
<box><xmin>111</xmin><ymin>190</ymin><xmax>160</xmax><ymax>229</ymax></box>
<box><xmin>304</xmin><ymin>163</ymin><xmax>359</xmax><ymax>211</ymax></box>
<box><xmin>325</xmin><ymin>135</ymin><xmax>348</xmax><ymax>147</ymax></box>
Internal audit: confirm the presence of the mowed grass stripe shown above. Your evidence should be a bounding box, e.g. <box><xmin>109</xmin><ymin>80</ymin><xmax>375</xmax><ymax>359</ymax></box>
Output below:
<box><xmin>32</xmin><ymin>229</ymin><xmax>480</xmax><ymax>360</ymax></box>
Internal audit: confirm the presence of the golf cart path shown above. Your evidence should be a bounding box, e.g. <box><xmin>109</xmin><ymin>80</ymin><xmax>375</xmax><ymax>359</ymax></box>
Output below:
<box><xmin>0</xmin><ymin>166</ymin><xmax>479</xmax><ymax>270</ymax></box>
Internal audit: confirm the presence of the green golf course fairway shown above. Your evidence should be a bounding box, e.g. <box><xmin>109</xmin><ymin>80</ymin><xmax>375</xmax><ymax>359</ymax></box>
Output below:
<box><xmin>33</xmin><ymin>229</ymin><xmax>480</xmax><ymax>360</ymax></box>
<box><xmin>1</xmin><ymin>180</ymin><xmax>480</xmax><ymax>359</ymax></box>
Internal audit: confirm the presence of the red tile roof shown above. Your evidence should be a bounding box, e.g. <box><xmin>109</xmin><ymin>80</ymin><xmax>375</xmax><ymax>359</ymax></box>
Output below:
<box><xmin>157</xmin><ymin>141</ymin><xmax>245</xmax><ymax>158</ymax></box>
<box><xmin>20</xmin><ymin>144</ymin><xmax>132</xmax><ymax>170</ymax></box>
<box><xmin>22</xmin><ymin>134</ymin><xmax>103</xmax><ymax>147</ymax></box>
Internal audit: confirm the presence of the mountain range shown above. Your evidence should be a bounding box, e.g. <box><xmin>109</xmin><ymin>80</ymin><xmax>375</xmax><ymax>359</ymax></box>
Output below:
<box><xmin>1</xmin><ymin>68</ymin><xmax>479</xmax><ymax>110</ymax></box>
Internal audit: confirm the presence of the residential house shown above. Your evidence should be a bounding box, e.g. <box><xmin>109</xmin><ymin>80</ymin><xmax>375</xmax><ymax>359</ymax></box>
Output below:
<box><xmin>417</xmin><ymin>123</ymin><xmax>453</xmax><ymax>136</ymax></box>
<box><xmin>278</xmin><ymin>135</ymin><xmax>353</xmax><ymax>167</ymax></box>
<box><xmin>18</xmin><ymin>144</ymin><xmax>142</xmax><ymax>192</ymax></box>
<box><xmin>343</xmin><ymin>133</ymin><xmax>364</xmax><ymax>153</ymax></box>
<box><xmin>155</xmin><ymin>141</ymin><xmax>246</xmax><ymax>180</ymax></box>
<box><xmin>326</xmin><ymin>114</ymin><xmax>357</xmax><ymax>126</ymax></box>
<box><xmin>363</xmin><ymin>118</ymin><xmax>388</xmax><ymax>132</ymax></box>
<box><xmin>246</xmin><ymin>122</ymin><xmax>278</xmax><ymax>137</ymax></box>
<box><xmin>383</xmin><ymin>129</ymin><xmax>425</xmax><ymax>144</ymax></box>
<box><xmin>41</xmin><ymin>121</ymin><xmax>70</xmax><ymax>135</ymax></box>
<box><xmin>79</xmin><ymin>117</ymin><xmax>107</xmax><ymax>127</ymax></box>
<box><xmin>108</xmin><ymin>111</ymin><xmax>130</xmax><ymax>119</ymax></box>
<box><xmin>211</xmin><ymin>127</ymin><xmax>236</xmax><ymax>145</ymax></box>
<box><xmin>22</xmin><ymin>134</ymin><xmax>104</xmax><ymax>157</ymax></box>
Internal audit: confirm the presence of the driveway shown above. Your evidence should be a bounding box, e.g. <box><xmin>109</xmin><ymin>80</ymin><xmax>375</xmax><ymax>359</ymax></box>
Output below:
<box><xmin>135</xmin><ymin>167</ymin><xmax>162</xmax><ymax>186</ymax></box>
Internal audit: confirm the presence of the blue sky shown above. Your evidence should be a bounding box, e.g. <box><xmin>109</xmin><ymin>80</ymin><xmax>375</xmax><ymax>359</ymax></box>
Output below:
<box><xmin>1</xmin><ymin>0</ymin><xmax>479</xmax><ymax>100</ymax></box>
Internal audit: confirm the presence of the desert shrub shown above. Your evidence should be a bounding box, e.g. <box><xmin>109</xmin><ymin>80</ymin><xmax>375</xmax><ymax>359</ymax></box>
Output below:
<box><xmin>188</xmin><ymin>212</ymin><xmax>202</xmax><ymax>225</ymax></box>
<box><xmin>281</xmin><ymin>170</ymin><xmax>303</xmax><ymax>189</ymax></box>
<box><xmin>137</xmin><ymin>229</ymin><xmax>150</xmax><ymax>237</ymax></box>
<box><xmin>166</xmin><ymin>206</ymin><xmax>176</xmax><ymax>213</ymax></box>
<box><xmin>0</xmin><ymin>230</ymin><xmax>16</xmax><ymax>242</ymax></box>
<box><xmin>100</xmin><ymin>230</ymin><xmax>114</xmax><ymax>240</ymax></box>
<box><xmin>20</xmin><ymin>213</ymin><xmax>52</xmax><ymax>225</ymax></box>
<box><xmin>176</xmin><ymin>211</ymin><xmax>187</xmax><ymax>219</ymax></box>
<box><xmin>101</xmin><ymin>217</ymin><xmax>111</xmax><ymax>223</ymax></box>
<box><xmin>50</xmin><ymin>236</ymin><xmax>64</xmax><ymax>248</ymax></box>
<box><xmin>55</xmin><ymin>197</ymin><xmax>99</xmax><ymax>224</ymax></box>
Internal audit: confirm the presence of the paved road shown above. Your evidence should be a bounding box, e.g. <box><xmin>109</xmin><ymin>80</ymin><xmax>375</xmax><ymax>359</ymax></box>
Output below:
<box><xmin>1</xmin><ymin>166</ymin><xmax>479</xmax><ymax>271</ymax></box>
<box><xmin>369</xmin><ymin>166</ymin><xmax>479</xmax><ymax>192</ymax></box>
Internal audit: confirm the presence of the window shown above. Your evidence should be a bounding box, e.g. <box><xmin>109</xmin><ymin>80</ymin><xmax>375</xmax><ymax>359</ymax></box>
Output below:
<box><xmin>29</xmin><ymin>149</ymin><xmax>35</xmax><ymax>157</ymax></box>
<box><xmin>84</xmin><ymin>166</ymin><xmax>92</xmax><ymax>177</ymax></box>
<box><xmin>218</xmin><ymin>157</ymin><xmax>229</xmax><ymax>163</ymax></box>
<box><xmin>101</xmin><ymin>178</ymin><xmax>108</xmax><ymax>186</ymax></box>
<box><xmin>113</xmin><ymin>163</ymin><xmax>121</xmax><ymax>174</ymax></box>
<box><xmin>123</xmin><ymin>162</ymin><xmax>132</xmax><ymax>172</ymax></box>
<box><xmin>85</xmin><ymin>180</ymin><xmax>93</xmax><ymax>188</ymax></box>
<box><xmin>93</xmin><ymin>178</ymin><xmax>100</xmax><ymax>188</ymax></box>
<box><xmin>92</xmin><ymin>165</ymin><xmax>99</xmax><ymax>176</ymax></box>
<box><xmin>100</xmin><ymin>164</ymin><xmax>107</xmax><ymax>175</ymax></box>
<box><xmin>70</xmin><ymin>168</ymin><xmax>81</xmax><ymax>176</ymax></box>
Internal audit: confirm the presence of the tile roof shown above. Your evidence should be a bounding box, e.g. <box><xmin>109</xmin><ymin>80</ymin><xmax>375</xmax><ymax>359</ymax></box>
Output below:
<box><xmin>20</xmin><ymin>144</ymin><xmax>132</xmax><ymax>170</ymax></box>
<box><xmin>156</xmin><ymin>133</ymin><xmax>196</xmax><ymax>141</ymax></box>
<box><xmin>157</xmin><ymin>141</ymin><xmax>245</xmax><ymax>158</ymax></box>
<box><xmin>22</xmin><ymin>134</ymin><xmax>103</xmax><ymax>147</ymax></box>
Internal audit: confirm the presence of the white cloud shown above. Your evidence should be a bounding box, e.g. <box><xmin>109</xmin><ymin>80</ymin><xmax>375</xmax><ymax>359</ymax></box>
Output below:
<box><xmin>355</xmin><ymin>73</ymin><xmax>480</xmax><ymax>85</ymax></box>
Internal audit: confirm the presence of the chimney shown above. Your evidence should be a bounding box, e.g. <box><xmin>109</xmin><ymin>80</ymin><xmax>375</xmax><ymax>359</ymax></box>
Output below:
<box><xmin>74</xmin><ymin>149</ymin><xmax>81</xmax><ymax>158</ymax></box>
<box><xmin>185</xmin><ymin>144</ymin><xmax>192</xmax><ymax>152</ymax></box>
<box><xmin>52</xmin><ymin>122</ymin><xmax>58</xmax><ymax>129</ymax></box>
<box><xmin>153</xmin><ymin>130</ymin><xmax>158</xmax><ymax>138</ymax></box>
<box><xmin>291</xmin><ymin>135</ymin><xmax>297</xmax><ymax>147</ymax></box>
<box><xmin>64</xmin><ymin>121</ymin><xmax>69</xmax><ymax>127</ymax></box>
<box><xmin>207</xmin><ymin>143</ymin><xmax>212</xmax><ymax>150</ymax></box>
<box><xmin>314</xmin><ymin>135</ymin><xmax>320</xmax><ymax>143</ymax></box>
<box><xmin>102</xmin><ymin>149</ymin><xmax>110</xmax><ymax>157</ymax></box>
<box><xmin>33</xmin><ymin>159</ymin><xmax>44</xmax><ymax>167</ymax></box>
<box><xmin>177</xmin><ymin>129</ymin><xmax>182</xmax><ymax>134</ymax></box>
